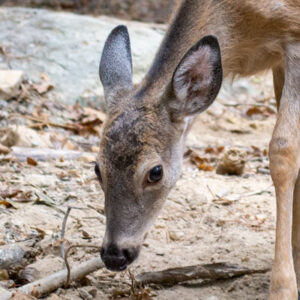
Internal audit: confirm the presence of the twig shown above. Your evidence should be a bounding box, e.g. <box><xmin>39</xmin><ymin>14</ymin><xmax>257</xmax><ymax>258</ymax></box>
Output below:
<box><xmin>61</xmin><ymin>207</ymin><xmax>72</xmax><ymax>260</ymax></box>
<box><xmin>0</xmin><ymin>257</ymin><xmax>104</xmax><ymax>299</ymax></box>
<box><xmin>64</xmin><ymin>244</ymin><xmax>101</xmax><ymax>287</ymax></box>
<box><xmin>135</xmin><ymin>262</ymin><xmax>270</xmax><ymax>286</ymax></box>
<box><xmin>10</xmin><ymin>113</ymin><xmax>83</xmax><ymax>133</ymax></box>
<box><xmin>207</xmin><ymin>185</ymin><xmax>271</xmax><ymax>204</ymax></box>
<box><xmin>60</xmin><ymin>206</ymin><xmax>96</xmax><ymax>260</ymax></box>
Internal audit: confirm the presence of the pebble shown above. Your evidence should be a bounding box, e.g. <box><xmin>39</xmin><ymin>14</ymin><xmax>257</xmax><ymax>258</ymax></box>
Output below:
<box><xmin>0</xmin><ymin>70</ymin><xmax>23</xmax><ymax>100</ymax></box>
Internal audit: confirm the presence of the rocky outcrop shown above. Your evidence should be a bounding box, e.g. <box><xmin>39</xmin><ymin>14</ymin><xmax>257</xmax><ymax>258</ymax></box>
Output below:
<box><xmin>3</xmin><ymin>0</ymin><xmax>175</xmax><ymax>23</ymax></box>
<box><xmin>0</xmin><ymin>7</ymin><xmax>165</xmax><ymax>105</ymax></box>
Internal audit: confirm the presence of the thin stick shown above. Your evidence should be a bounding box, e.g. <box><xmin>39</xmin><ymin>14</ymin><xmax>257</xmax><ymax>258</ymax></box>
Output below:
<box><xmin>61</xmin><ymin>207</ymin><xmax>72</xmax><ymax>260</ymax></box>
<box><xmin>135</xmin><ymin>262</ymin><xmax>270</xmax><ymax>286</ymax></box>
<box><xmin>10</xmin><ymin>114</ymin><xmax>83</xmax><ymax>133</ymax></box>
<box><xmin>1</xmin><ymin>257</ymin><xmax>104</xmax><ymax>300</ymax></box>
<box><xmin>64</xmin><ymin>244</ymin><xmax>101</xmax><ymax>287</ymax></box>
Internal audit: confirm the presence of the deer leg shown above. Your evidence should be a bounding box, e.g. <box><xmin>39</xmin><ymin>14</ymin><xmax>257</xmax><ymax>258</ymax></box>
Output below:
<box><xmin>293</xmin><ymin>175</ymin><xmax>300</xmax><ymax>293</ymax></box>
<box><xmin>269</xmin><ymin>43</ymin><xmax>300</xmax><ymax>300</ymax></box>
<box><xmin>272</xmin><ymin>65</ymin><xmax>285</xmax><ymax>110</ymax></box>
<box><xmin>273</xmin><ymin>63</ymin><xmax>300</xmax><ymax>296</ymax></box>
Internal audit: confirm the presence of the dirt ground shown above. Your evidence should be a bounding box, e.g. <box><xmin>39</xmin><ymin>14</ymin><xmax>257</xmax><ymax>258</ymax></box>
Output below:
<box><xmin>0</xmin><ymin>71</ymin><xmax>277</xmax><ymax>300</ymax></box>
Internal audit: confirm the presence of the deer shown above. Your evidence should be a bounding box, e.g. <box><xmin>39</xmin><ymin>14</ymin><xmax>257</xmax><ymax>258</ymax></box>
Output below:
<box><xmin>95</xmin><ymin>0</ymin><xmax>300</xmax><ymax>299</ymax></box>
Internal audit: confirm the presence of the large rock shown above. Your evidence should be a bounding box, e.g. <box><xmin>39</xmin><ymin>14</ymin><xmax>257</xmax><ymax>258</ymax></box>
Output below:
<box><xmin>4</xmin><ymin>0</ymin><xmax>174</xmax><ymax>23</ymax></box>
<box><xmin>0</xmin><ymin>7</ymin><xmax>164</xmax><ymax>105</ymax></box>
<box><xmin>0</xmin><ymin>7</ymin><xmax>274</xmax><ymax>109</ymax></box>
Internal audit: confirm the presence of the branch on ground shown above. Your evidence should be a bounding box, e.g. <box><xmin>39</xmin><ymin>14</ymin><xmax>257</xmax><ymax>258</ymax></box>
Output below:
<box><xmin>135</xmin><ymin>262</ymin><xmax>270</xmax><ymax>286</ymax></box>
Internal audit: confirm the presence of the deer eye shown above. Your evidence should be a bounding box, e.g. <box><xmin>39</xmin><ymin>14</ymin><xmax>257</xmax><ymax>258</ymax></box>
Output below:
<box><xmin>147</xmin><ymin>165</ymin><xmax>163</xmax><ymax>183</ymax></box>
<box><xmin>94</xmin><ymin>163</ymin><xmax>102</xmax><ymax>182</ymax></box>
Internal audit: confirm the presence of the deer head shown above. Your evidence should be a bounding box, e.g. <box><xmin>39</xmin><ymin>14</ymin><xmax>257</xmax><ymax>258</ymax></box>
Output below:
<box><xmin>96</xmin><ymin>25</ymin><xmax>222</xmax><ymax>271</ymax></box>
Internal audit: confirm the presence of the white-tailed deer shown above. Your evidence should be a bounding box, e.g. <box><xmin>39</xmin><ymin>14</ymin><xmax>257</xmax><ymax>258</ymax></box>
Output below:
<box><xmin>96</xmin><ymin>0</ymin><xmax>300</xmax><ymax>299</ymax></box>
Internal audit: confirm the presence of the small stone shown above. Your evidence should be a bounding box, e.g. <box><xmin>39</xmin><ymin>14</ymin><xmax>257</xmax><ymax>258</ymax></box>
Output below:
<box><xmin>0</xmin><ymin>111</ymin><xmax>8</xmax><ymax>120</ymax></box>
<box><xmin>25</xmin><ymin>174</ymin><xmax>57</xmax><ymax>188</ymax></box>
<box><xmin>206</xmin><ymin>296</ymin><xmax>219</xmax><ymax>300</ymax></box>
<box><xmin>0</xmin><ymin>70</ymin><xmax>23</xmax><ymax>100</ymax></box>
<box><xmin>78</xmin><ymin>288</ymin><xmax>93</xmax><ymax>300</ymax></box>
<box><xmin>48</xmin><ymin>294</ymin><xmax>62</xmax><ymax>300</ymax></box>
<box><xmin>85</xmin><ymin>286</ymin><xmax>97</xmax><ymax>298</ymax></box>
<box><xmin>0</xmin><ymin>99</ymin><xmax>8</xmax><ymax>108</ymax></box>
<box><xmin>1</xmin><ymin>126</ymin><xmax>52</xmax><ymax>148</ymax></box>
<box><xmin>169</xmin><ymin>231</ymin><xmax>184</xmax><ymax>241</ymax></box>
<box><xmin>0</xmin><ymin>244</ymin><xmax>24</xmax><ymax>269</ymax></box>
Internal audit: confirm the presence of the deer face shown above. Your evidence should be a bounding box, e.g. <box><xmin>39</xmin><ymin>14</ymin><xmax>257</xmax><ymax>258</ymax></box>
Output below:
<box><xmin>97</xmin><ymin>26</ymin><xmax>222</xmax><ymax>271</ymax></box>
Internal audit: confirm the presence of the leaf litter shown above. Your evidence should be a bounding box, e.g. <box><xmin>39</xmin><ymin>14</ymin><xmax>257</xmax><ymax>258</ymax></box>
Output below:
<box><xmin>0</xmin><ymin>70</ymin><xmax>277</xmax><ymax>299</ymax></box>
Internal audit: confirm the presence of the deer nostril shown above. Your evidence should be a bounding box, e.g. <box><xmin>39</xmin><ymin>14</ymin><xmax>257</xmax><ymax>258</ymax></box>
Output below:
<box><xmin>100</xmin><ymin>244</ymin><xmax>128</xmax><ymax>272</ymax></box>
<box><xmin>122</xmin><ymin>248</ymin><xmax>138</xmax><ymax>264</ymax></box>
<box><xmin>123</xmin><ymin>249</ymin><xmax>130</xmax><ymax>260</ymax></box>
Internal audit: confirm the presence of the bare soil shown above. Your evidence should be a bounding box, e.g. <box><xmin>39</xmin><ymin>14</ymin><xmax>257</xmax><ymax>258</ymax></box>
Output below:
<box><xmin>0</xmin><ymin>72</ymin><xmax>277</xmax><ymax>300</ymax></box>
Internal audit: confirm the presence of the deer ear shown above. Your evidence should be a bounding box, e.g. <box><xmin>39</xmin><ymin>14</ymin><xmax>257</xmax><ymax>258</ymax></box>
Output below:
<box><xmin>167</xmin><ymin>35</ymin><xmax>222</xmax><ymax>121</ymax></box>
<box><xmin>99</xmin><ymin>25</ymin><xmax>133</xmax><ymax>108</ymax></box>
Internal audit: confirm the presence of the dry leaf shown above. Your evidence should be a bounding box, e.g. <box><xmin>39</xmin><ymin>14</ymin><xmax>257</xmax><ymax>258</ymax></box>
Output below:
<box><xmin>81</xmin><ymin>230</ymin><xmax>91</xmax><ymax>239</ymax></box>
<box><xmin>0</xmin><ymin>200</ymin><xmax>16</xmax><ymax>209</ymax></box>
<box><xmin>0</xmin><ymin>143</ymin><xmax>9</xmax><ymax>154</ymax></box>
<box><xmin>31</xmin><ymin>227</ymin><xmax>46</xmax><ymax>239</ymax></box>
<box><xmin>27</xmin><ymin>157</ymin><xmax>38</xmax><ymax>166</ymax></box>
<box><xmin>212</xmin><ymin>197</ymin><xmax>235</xmax><ymax>206</ymax></box>
<box><xmin>0</xmin><ymin>269</ymin><xmax>9</xmax><ymax>280</ymax></box>
<box><xmin>0</xmin><ymin>189</ymin><xmax>21</xmax><ymax>199</ymax></box>
<box><xmin>198</xmin><ymin>163</ymin><xmax>214</xmax><ymax>171</ymax></box>
<box><xmin>246</xmin><ymin>106</ymin><xmax>264</xmax><ymax>117</ymax></box>
<box><xmin>32</xmin><ymin>77</ymin><xmax>54</xmax><ymax>95</ymax></box>
<box><xmin>83</xmin><ymin>107</ymin><xmax>106</xmax><ymax>123</ymax></box>
<box><xmin>189</xmin><ymin>149</ymin><xmax>215</xmax><ymax>172</ymax></box>
<box><xmin>205</xmin><ymin>147</ymin><xmax>214</xmax><ymax>154</ymax></box>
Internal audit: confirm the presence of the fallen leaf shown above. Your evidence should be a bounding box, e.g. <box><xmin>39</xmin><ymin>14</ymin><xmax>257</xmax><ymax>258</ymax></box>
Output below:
<box><xmin>27</xmin><ymin>157</ymin><xmax>38</xmax><ymax>166</ymax></box>
<box><xmin>212</xmin><ymin>197</ymin><xmax>235</xmax><ymax>206</ymax></box>
<box><xmin>34</xmin><ymin>191</ymin><xmax>56</xmax><ymax>208</ymax></box>
<box><xmin>31</xmin><ymin>227</ymin><xmax>46</xmax><ymax>239</ymax></box>
<box><xmin>0</xmin><ymin>189</ymin><xmax>21</xmax><ymax>198</ymax></box>
<box><xmin>246</xmin><ymin>106</ymin><xmax>264</xmax><ymax>117</ymax></box>
<box><xmin>81</xmin><ymin>230</ymin><xmax>92</xmax><ymax>239</ymax></box>
<box><xmin>217</xmin><ymin>146</ymin><xmax>225</xmax><ymax>153</ymax></box>
<box><xmin>0</xmin><ymin>200</ymin><xmax>16</xmax><ymax>209</ymax></box>
<box><xmin>198</xmin><ymin>163</ymin><xmax>214</xmax><ymax>171</ymax></box>
<box><xmin>0</xmin><ymin>143</ymin><xmax>9</xmax><ymax>154</ymax></box>
<box><xmin>205</xmin><ymin>147</ymin><xmax>214</xmax><ymax>154</ymax></box>
<box><xmin>32</xmin><ymin>78</ymin><xmax>54</xmax><ymax>94</ymax></box>
<box><xmin>0</xmin><ymin>269</ymin><xmax>9</xmax><ymax>280</ymax></box>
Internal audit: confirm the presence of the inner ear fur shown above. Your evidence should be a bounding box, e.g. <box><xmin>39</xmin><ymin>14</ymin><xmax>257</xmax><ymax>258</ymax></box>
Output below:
<box><xmin>167</xmin><ymin>35</ymin><xmax>223</xmax><ymax>121</ymax></box>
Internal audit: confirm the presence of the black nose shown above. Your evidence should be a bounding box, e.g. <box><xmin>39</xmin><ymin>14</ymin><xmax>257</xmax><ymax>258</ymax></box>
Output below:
<box><xmin>100</xmin><ymin>243</ymin><xmax>139</xmax><ymax>272</ymax></box>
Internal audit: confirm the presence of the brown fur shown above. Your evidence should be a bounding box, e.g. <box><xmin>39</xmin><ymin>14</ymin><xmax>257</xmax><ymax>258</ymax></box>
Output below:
<box><xmin>98</xmin><ymin>1</ymin><xmax>300</xmax><ymax>298</ymax></box>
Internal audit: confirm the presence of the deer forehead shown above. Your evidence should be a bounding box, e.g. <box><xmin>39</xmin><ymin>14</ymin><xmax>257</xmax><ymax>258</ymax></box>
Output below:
<box><xmin>101</xmin><ymin>105</ymin><xmax>169</xmax><ymax>172</ymax></box>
